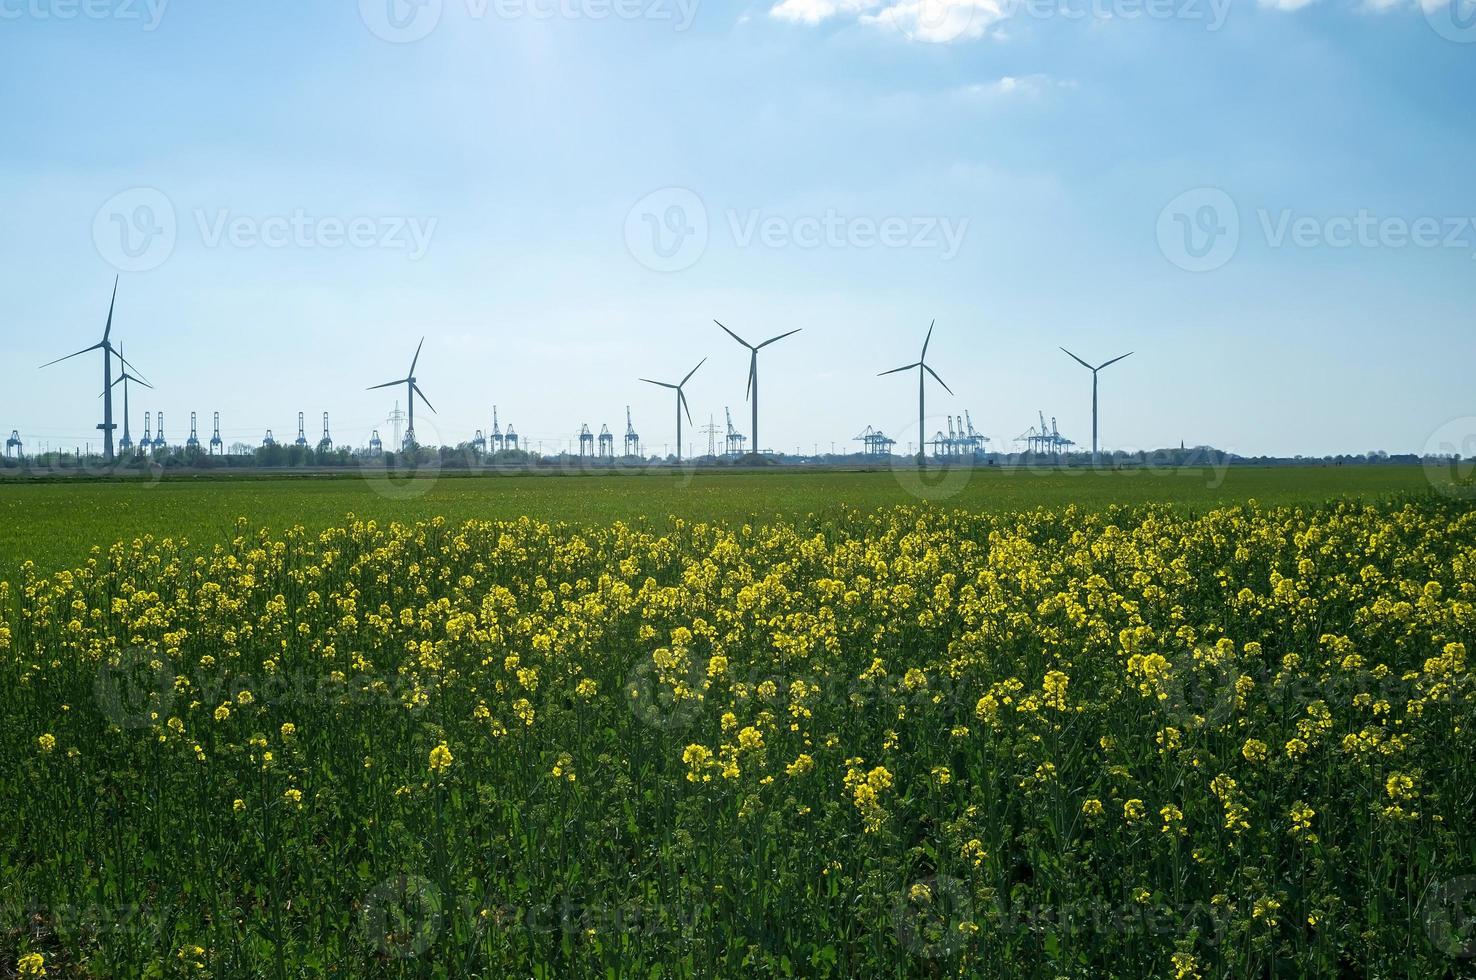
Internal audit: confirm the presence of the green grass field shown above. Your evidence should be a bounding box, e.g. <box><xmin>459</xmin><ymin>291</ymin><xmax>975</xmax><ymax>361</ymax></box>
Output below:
<box><xmin>0</xmin><ymin>464</ymin><xmax>1444</xmax><ymax>576</ymax></box>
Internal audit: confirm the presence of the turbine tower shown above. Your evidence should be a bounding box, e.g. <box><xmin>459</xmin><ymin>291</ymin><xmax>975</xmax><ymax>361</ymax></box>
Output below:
<box><xmin>714</xmin><ymin>321</ymin><xmax>800</xmax><ymax>458</ymax></box>
<box><xmin>39</xmin><ymin>277</ymin><xmax>147</xmax><ymax>463</ymax></box>
<box><xmin>879</xmin><ymin>320</ymin><xmax>953</xmax><ymax>466</ymax></box>
<box><xmin>105</xmin><ymin>341</ymin><xmax>152</xmax><ymax>453</ymax></box>
<box><xmin>368</xmin><ymin>338</ymin><xmax>435</xmax><ymax>451</ymax></box>
<box><xmin>1060</xmin><ymin>347</ymin><xmax>1133</xmax><ymax>465</ymax></box>
<box><xmin>640</xmin><ymin>357</ymin><xmax>705</xmax><ymax>464</ymax></box>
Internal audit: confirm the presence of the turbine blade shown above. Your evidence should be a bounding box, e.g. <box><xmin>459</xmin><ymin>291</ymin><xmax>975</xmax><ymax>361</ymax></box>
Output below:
<box><xmin>39</xmin><ymin>343</ymin><xmax>103</xmax><ymax>369</ymax></box>
<box><xmin>680</xmin><ymin>389</ymin><xmax>692</xmax><ymax>426</ymax></box>
<box><xmin>1060</xmin><ymin>347</ymin><xmax>1094</xmax><ymax>371</ymax></box>
<box><xmin>745</xmin><ymin>356</ymin><xmax>755</xmax><ymax>403</ymax></box>
<box><xmin>640</xmin><ymin>378</ymin><xmax>678</xmax><ymax>389</ymax></box>
<box><xmin>714</xmin><ymin>320</ymin><xmax>753</xmax><ymax>349</ymax></box>
<box><xmin>921</xmin><ymin>320</ymin><xmax>935</xmax><ymax>359</ymax></box>
<box><xmin>106</xmin><ymin>372</ymin><xmax>146</xmax><ymax>392</ymax></box>
<box><xmin>113</xmin><ymin>348</ymin><xmax>148</xmax><ymax>383</ymax></box>
<box><xmin>757</xmin><ymin>328</ymin><xmax>801</xmax><ymax>349</ymax></box>
<box><xmin>1098</xmin><ymin>351</ymin><xmax>1134</xmax><ymax>370</ymax></box>
<box><xmin>413</xmin><ymin>382</ymin><xmax>436</xmax><ymax>414</ymax></box>
<box><xmin>924</xmin><ymin>364</ymin><xmax>954</xmax><ymax>395</ymax></box>
<box><xmin>103</xmin><ymin>276</ymin><xmax>119</xmax><ymax>343</ymax></box>
<box><xmin>681</xmin><ymin>357</ymin><xmax>706</xmax><ymax>386</ymax></box>
<box><xmin>367</xmin><ymin>378</ymin><xmax>407</xmax><ymax>391</ymax></box>
<box><xmin>878</xmin><ymin>362</ymin><xmax>921</xmax><ymax>377</ymax></box>
<box><xmin>409</xmin><ymin>336</ymin><xmax>425</xmax><ymax>376</ymax></box>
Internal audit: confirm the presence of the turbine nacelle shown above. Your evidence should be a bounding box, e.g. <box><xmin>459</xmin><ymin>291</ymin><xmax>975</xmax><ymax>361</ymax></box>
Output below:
<box><xmin>640</xmin><ymin>357</ymin><xmax>706</xmax><ymax>426</ymax></box>
<box><xmin>714</xmin><ymin>321</ymin><xmax>801</xmax><ymax>401</ymax></box>
<box><xmin>368</xmin><ymin>337</ymin><xmax>436</xmax><ymax>413</ymax></box>
<box><xmin>1060</xmin><ymin>347</ymin><xmax>1134</xmax><ymax>375</ymax></box>
<box><xmin>878</xmin><ymin>321</ymin><xmax>953</xmax><ymax>394</ymax></box>
<box><xmin>39</xmin><ymin>278</ymin><xmax>150</xmax><ymax>382</ymax></box>
<box><xmin>101</xmin><ymin>371</ymin><xmax>153</xmax><ymax>396</ymax></box>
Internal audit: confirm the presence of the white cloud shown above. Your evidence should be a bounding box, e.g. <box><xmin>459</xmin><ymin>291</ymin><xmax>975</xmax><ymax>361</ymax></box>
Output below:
<box><xmin>771</xmin><ymin>0</ymin><xmax>1008</xmax><ymax>41</ymax></box>
<box><xmin>959</xmin><ymin>74</ymin><xmax>1076</xmax><ymax>98</ymax></box>
<box><xmin>770</xmin><ymin>0</ymin><xmax>883</xmax><ymax>25</ymax></box>
<box><xmin>861</xmin><ymin>0</ymin><xmax>1008</xmax><ymax>41</ymax></box>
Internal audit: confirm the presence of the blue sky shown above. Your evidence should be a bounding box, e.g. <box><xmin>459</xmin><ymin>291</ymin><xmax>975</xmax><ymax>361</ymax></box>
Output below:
<box><xmin>2</xmin><ymin>0</ymin><xmax>1473</xmax><ymax>458</ymax></box>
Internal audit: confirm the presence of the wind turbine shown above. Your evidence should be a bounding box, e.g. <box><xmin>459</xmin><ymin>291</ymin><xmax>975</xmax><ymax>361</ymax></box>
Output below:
<box><xmin>640</xmin><ymin>358</ymin><xmax>705</xmax><ymax>464</ymax></box>
<box><xmin>103</xmin><ymin>342</ymin><xmax>153</xmax><ymax>454</ymax></box>
<box><xmin>879</xmin><ymin>320</ymin><xmax>952</xmax><ymax>465</ymax></box>
<box><xmin>713</xmin><ymin>321</ymin><xmax>800</xmax><ymax>458</ymax></box>
<box><xmin>368</xmin><ymin>338</ymin><xmax>435</xmax><ymax>451</ymax></box>
<box><xmin>40</xmin><ymin>277</ymin><xmax>148</xmax><ymax>463</ymax></box>
<box><xmin>1060</xmin><ymin>348</ymin><xmax>1133</xmax><ymax>465</ymax></box>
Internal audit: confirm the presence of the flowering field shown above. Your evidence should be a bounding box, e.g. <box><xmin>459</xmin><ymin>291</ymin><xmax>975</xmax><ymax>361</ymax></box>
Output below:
<box><xmin>3</xmin><ymin>495</ymin><xmax>1475</xmax><ymax>977</ymax></box>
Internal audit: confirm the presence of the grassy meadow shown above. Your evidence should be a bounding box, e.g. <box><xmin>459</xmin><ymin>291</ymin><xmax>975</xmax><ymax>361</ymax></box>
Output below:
<box><xmin>0</xmin><ymin>464</ymin><xmax>1441</xmax><ymax>575</ymax></box>
<box><xmin>3</xmin><ymin>464</ymin><xmax>1474</xmax><ymax>977</ymax></box>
